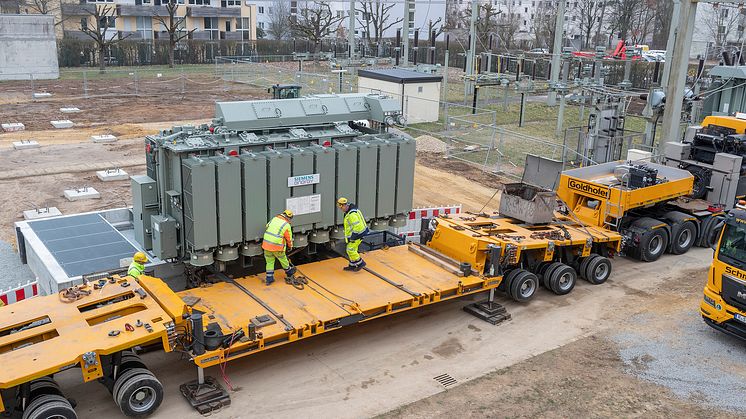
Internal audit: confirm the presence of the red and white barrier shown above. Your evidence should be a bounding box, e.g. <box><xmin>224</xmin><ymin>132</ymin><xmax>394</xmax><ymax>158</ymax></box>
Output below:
<box><xmin>0</xmin><ymin>281</ymin><xmax>38</xmax><ymax>306</ymax></box>
<box><xmin>393</xmin><ymin>205</ymin><xmax>462</xmax><ymax>241</ymax></box>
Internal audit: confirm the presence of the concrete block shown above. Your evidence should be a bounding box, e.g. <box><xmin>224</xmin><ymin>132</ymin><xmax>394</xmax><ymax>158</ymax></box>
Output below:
<box><xmin>33</xmin><ymin>92</ymin><xmax>52</xmax><ymax>99</ymax></box>
<box><xmin>91</xmin><ymin>134</ymin><xmax>117</xmax><ymax>143</ymax></box>
<box><xmin>23</xmin><ymin>207</ymin><xmax>61</xmax><ymax>220</ymax></box>
<box><xmin>2</xmin><ymin>123</ymin><xmax>25</xmax><ymax>132</ymax></box>
<box><xmin>12</xmin><ymin>140</ymin><xmax>40</xmax><ymax>150</ymax></box>
<box><xmin>0</xmin><ymin>15</ymin><xmax>60</xmax><ymax>81</ymax></box>
<box><xmin>51</xmin><ymin>120</ymin><xmax>73</xmax><ymax>129</ymax></box>
<box><xmin>626</xmin><ymin>149</ymin><xmax>652</xmax><ymax>162</ymax></box>
<box><xmin>60</xmin><ymin>107</ymin><xmax>80</xmax><ymax>113</ymax></box>
<box><xmin>96</xmin><ymin>168</ymin><xmax>128</xmax><ymax>181</ymax></box>
<box><xmin>64</xmin><ymin>187</ymin><xmax>100</xmax><ymax>201</ymax></box>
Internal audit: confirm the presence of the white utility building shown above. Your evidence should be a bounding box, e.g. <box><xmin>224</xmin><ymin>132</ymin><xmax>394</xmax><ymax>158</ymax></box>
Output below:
<box><xmin>358</xmin><ymin>68</ymin><xmax>442</xmax><ymax>124</ymax></box>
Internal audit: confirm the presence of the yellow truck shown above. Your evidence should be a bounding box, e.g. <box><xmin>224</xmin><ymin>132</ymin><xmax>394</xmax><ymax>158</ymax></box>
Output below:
<box><xmin>556</xmin><ymin>161</ymin><xmax>725</xmax><ymax>262</ymax></box>
<box><xmin>701</xmin><ymin>207</ymin><xmax>746</xmax><ymax>340</ymax></box>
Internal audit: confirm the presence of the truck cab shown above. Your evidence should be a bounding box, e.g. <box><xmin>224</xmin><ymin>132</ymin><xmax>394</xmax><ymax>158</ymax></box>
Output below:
<box><xmin>701</xmin><ymin>207</ymin><xmax>746</xmax><ymax>340</ymax></box>
<box><xmin>269</xmin><ymin>84</ymin><xmax>302</xmax><ymax>99</ymax></box>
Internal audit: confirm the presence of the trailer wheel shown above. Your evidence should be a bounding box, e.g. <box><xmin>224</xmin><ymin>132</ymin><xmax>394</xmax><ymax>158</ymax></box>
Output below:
<box><xmin>578</xmin><ymin>255</ymin><xmax>595</xmax><ymax>281</ymax></box>
<box><xmin>548</xmin><ymin>264</ymin><xmax>576</xmax><ymax>295</ymax></box>
<box><xmin>29</xmin><ymin>377</ymin><xmax>62</xmax><ymax>400</ymax></box>
<box><xmin>535</xmin><ymin>262</ymin><xmax>553</xmax><ymax>279</ymax></box>
<box><xmin>584</xmin><ymin>256</ymin><xmax>612</xmax><ymax>285</ymax></box>
<box><xmin>500</xmin><ymin>269</ymin><xmax>523</xmax><ymax>292</ymax></box>
<box><xmin>542</xmin><ymin>262</ymin><xmax>564</xmax><ymax>289</ymax></box>
<box><xmin>23</xmin><ymin>394</ymin><xmax>77</xmax><ymax>419</ymax></box>
<box><xmin>114</xmin><ymin>369</ymin><xmax>164</xmax><ymax>417</ymax></box>
<box><xmin>639</xmin><ymin>227</ymin><xmax>668</xmax><ymax>262</ymax></box>
<box><xmin>699</xmin><ymin>216</ymin><xmax>724</xmax><ymax>248</ymax></box>
<box><xmin>113</xmin><ymin>368</ymin><xmax>151</xmax><ymax>406</ymax></box>
<box><xmin>508</xmin><ymin>270</ymin><xmax>538</xmax><ymax>302</ymax></box>
<box><xmin>670</xmin><ymin>221</ymin><xmax>697</xmax><ymax>255</ymax></box>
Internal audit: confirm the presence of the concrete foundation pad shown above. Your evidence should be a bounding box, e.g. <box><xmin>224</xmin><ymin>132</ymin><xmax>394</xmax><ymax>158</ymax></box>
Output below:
<box><xmin>64</xmin><ymin>187</ymin><xmax>101</xmax><ymax>201</ymax></box>
<box><xmin>96</xmin><ymin>168</ymin><xmax>128</xmax><ymax>181</ymax></box>
<box><xmin>51</xmin><ymin>120</ymin><xmax>73</xmax><ymax>129</ymax></box>
<box><xmin>12</xmin><ymin>140</ymin><xmax>40</xmax><ymax>150</ymax></box>
<box><xmin>60</xmin><ymin>107</ymin><xmax>80</xmax><ymax>113</ymax></box>
<box><xmin>23</xmin><ymin>207</ymin><xmax>62</xmax><ymax>220</ymax></box>
<box><xmin>2</xmin><ymin>123</ymin><xmax>25</xmax><ymax>132</ymax></box>
<box><xmin>91</xmin><ymin>134</ymin><xmax>118</xmax><ymax>143</ymax></box>
<box><xmin>33</xmin><ymin>92</ymin><xmax>52</xmax><ymax>99</ymax></box>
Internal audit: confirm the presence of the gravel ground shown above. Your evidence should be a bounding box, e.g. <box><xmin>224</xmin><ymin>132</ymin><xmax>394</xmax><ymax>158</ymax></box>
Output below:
<box><xmin>613</xmin><ymin>312</ymin><xmax>746</xmax><ymax>413</ymax></box>
<box><xmin>414</xmin><ymin>135</ymin><xmax>447</xmax><ymax>153</ymax></box>
<box><xmin>0</xmin><ymin>239</ymin><xmax>34</xmax><ymax>291</ymax></box>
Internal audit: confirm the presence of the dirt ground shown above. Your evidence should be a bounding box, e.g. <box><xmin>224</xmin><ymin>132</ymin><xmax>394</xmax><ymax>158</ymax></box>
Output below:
<box><xmin>382</xmin><ymin>266</ymin><xmax>738</xmax><ymax>418</ymax></box>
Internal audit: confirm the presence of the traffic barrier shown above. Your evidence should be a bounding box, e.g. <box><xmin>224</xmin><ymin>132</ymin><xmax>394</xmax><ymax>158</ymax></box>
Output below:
<box><xmin>0</xmin><ymin>281</ymin><xmax>38</xmax><ymax>306</ymax></box>
<box><xmin>393</xmin><ymin>205</ymin><xmax>462</xmax><ymax>242</ymax></box>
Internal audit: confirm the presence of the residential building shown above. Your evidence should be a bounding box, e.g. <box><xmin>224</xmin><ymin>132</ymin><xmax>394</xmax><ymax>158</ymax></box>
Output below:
<box><xmin>39</xmin><ymin>0</ymin><xmax>256</xmax><ymax>41</ymax></box>
<box><xmin>253</xmin><ymin>0</ymin><xmax>446</xmax><ymax>41</ymax></box>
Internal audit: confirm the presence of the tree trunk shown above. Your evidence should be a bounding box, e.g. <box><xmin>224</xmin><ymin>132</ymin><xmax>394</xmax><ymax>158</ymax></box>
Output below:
<box><xmin>169</xmin><ymin>38</ymin><xmax>176</xmax><ymax>68</ymax></box>
<box><xmin>99</xmin><ymin>45</ymin><xmax>106</xmax><ymax>73</ymax></box>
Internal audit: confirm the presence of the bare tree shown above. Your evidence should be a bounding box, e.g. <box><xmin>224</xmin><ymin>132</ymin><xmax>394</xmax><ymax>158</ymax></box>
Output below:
<box><xmin>153</xmin><ymin>0</ymin><xmax>195</xmax><ymax>68</ymax></box>
<box><xmin>428</xmin><ymin>17</ymin><xmax>444</xmax><ymax>40</ymax></box>
<box><xmin>460</xmin><ymin>1</ymin><xmax>502</xmax><ymax>47</ymax></box>
<box><xmin>290</xmin><ymin>1</ymin><xmax>345</xmax><ymax>55</ymax></box>
<box><xmin>495</xmin><ymin>2</ymin><xmax>520</xmax><ymax>50</ymax></box>
<box><xmin>267</xmin><ymin>0</ymin><xmax>291</xmax><ymax>40</ymax></box>
<box><xmin>575</xmin><ymin>0</ymin><xmax>604</xmax><ymax>49</ymax></box>
<box><xmin>651</xmin><ymin>0</ymin><xmax>673</xmax><ymax>49</ymax></box>
<box><xmin>700</xmin><ymin>3</ymin><xmax>743</xmax><ymax>58</ymax></box>
<box><xmin>356</xmin><ymin>0</ymin><xmax>403</xmax><ymax>43</ymax></box>
<box><xmin>531</xmin><ymin>2</ymin><xmax>557</xmax><ymax>50</ymax></box>
<box><xmin>80</xmin><ymin>4</ymin><xmax>131</xmax><ymax>72</ymax></box>
<box><xmin>607</xmin><ymin>0</ymin><xmax>654</xmax><ymax>44</ymax></box>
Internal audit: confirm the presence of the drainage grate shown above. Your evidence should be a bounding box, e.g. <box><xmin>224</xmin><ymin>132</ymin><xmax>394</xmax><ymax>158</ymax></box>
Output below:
<box><xmin>433</xmin><ymin>373</ymin><xmax>458</xmax><ymax>388</ymax></box>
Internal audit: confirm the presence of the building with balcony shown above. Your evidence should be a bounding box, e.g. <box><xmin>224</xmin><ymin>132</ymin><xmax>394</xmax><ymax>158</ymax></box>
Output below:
<box><xmin>58</xmin><ymin>0</ymin><xmax>257</xmax><ymax>42</ymax></box>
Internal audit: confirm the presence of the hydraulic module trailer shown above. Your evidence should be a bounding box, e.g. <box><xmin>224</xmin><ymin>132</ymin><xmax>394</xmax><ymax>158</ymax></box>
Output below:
<box><xmin>0</xmin><ymin>245</ymin><xmax>504</xmax><ymax>418</ymax></box>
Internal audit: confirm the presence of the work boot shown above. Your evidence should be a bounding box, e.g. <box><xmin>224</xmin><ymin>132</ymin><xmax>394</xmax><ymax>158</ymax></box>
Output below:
<box><xmin>353</xmin><ymin>260</ymin><xmax>367</xmax><ymax>272</ymax></box>
<box><xmin>265</xmin><ymin>272</ymin><xmax>275</xmax><ymax>285</ymax></box>
<box><xmin>285</xmin><ymin>266</ymin><xmax>297</xmax><ymax>277</ymax></box>
<box><xmin>343</xmin><ymin>264</ymin><xmax>357</xmax><ymax>271</ymax></box>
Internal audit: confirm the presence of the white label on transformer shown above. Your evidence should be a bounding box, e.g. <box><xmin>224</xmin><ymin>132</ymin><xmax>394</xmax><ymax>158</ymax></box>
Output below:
<box><xmin>286</xmin><ymin>194</ymin><xmax>321</xmax><ymax>215</ymax></box>
<box><xmin>287</xmin><ymin>173</ymin><xmax>320</xmax><ymax>187</ymax></box>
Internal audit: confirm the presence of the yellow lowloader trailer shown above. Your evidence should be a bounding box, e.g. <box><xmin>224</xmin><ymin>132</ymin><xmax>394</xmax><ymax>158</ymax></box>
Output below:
<box><xmin>0</xmin><ymin>219</ymin><xmax>620</xmax><ymax>417</ymax></box>
<box><xmin>556</xmin><ymin>160</ymin><xmax>726</xmax><ymax>262</ymax></box>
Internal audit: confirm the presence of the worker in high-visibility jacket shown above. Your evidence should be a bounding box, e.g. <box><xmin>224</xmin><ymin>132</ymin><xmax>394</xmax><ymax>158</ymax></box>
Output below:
<box><xmin>262</xmin><ymin>209</ymin><xmax>297</xmax><ymax>285</ymax></box>
<box><xmin>337</xmin><ymin>197</ymin><xmax>369</xmax><ymax>271</ymax></box>
<box><xmin>128</xmin><ymin>252</ymin><xmax>148</xmax><ymax>279</ymax></box>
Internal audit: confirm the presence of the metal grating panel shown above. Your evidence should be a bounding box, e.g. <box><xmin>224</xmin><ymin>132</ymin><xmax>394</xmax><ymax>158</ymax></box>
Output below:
<box><xmin>28</xmin><ymin>213</ymin><xmax>138</xmax><ymax>277</ymax></box>
<box><xmin>433</xmin><ymin>373</ymin><xmax>458</xmax><ymax>388</ymax></box>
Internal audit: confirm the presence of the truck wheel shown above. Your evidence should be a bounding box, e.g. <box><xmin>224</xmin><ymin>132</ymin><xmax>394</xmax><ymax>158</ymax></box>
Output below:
<box><xmin>29</xmin><ymin>377</ymin><xmax>62</xmax><ymax>399</ymax></box>
<box><xmin>639</xmin><ymin>228</ymin><xmax>668</xmax><ymax>262</ymax></box>
<box><xmin>548</xmin><ymin>264</ymin><xmax>576</xmax><ymax>295</ymax></box>
<box><xmin>534</xmin><ymin>262</ymin><xmax>552</xmax><ymax>279</ymax></box>
<box><xmin>500</xmin><ymin>269</ymin><xmax>523</xmax><ymax>292</ymax></box>
<box><xmin>541</xmin><ymin>262</ymin><xmax>564</xmax><ymax>289</ymax></box>
<box><xmin>578</xmin><ymin>255</ymin><xmax>595</xmax><ymax>280</ymax></box>
<box><xmin>584</xmin><ymin>256</ymin><xmax>612</xmax><ymax>285</ymax></box>
<box><xmin>670</xmin><ymin>221</ymin><xmax>696</xmax><ymax>255</ymax></box>
<box><xmin>508</xmin><ymin>270</ymin><xmax>538</xmax><ymax>302</ymax></box>
<box><xmin>114</xmin><ymin>369</ymin><xmax>164</xmax><ymax>417</ymax></box>
<box><xmin>113</xmin><ymin>368</ymin><xmax>151</xmax><ymax>406</ymax></box>
<box><xmin>699</xmin><ymin>216</ymin><xmax>724</xmax><ymax>248</ymax></box>
<box><xmin>23</xmin><ymin>394</ymin><xmax>77</xmax><ymax>419</ymax></box>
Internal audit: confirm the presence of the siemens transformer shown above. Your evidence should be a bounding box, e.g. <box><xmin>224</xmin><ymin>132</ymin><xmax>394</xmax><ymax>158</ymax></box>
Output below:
<box><xmin>131</xmin><ymin>93</ymin><xmax>415</xmax><ymax>271</ymax></box>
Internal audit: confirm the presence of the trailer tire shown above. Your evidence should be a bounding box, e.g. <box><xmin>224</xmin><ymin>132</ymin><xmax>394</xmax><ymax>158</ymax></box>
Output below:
<box><xmin>578</xmin><ymin>255</ymin><xmax>595</xmax><ymax>280</ymax></box>
<box><xmin>548</xmin><ymin>264</ymin><xmax>576</xmax><ymax>295</ymax></box>
<box><xmin>535</xmin><ymin>262</ymin><xmax>553</xmax><ymax>279</ymax></box>
<box><xmin>23</xmin><ymin>394</ymin><xmax>77</xmax><ymax>419</ymax></box>
<box><xmin>584</xmin><ymin>256</ymin><xmax>612</xmax><ymax>285</ymax></box>
<box><xmin>113</xmin><ymin>368</ymin><xmax>152</xmax><ymax>406</ymax></box>
<box><xmin>639</xmin><ymin>227</ymin><xmax>668</xmax><ymax>262</ymax></box>
<box><xmin>120</xmin><ymin>351</ymin><xmax>148</xmax><ymax>373</ymax></box>
<box><xmin>500</xmin><ymin>269</ymin><xmax>523</xmax><ymax>292</ymax></box>
<box><xmin>542</xmin><ymin>262</ymin><xmax>564</xmax><ymax>289</ymax></box>
<box><xmin>29</xmin><ymin>377</ymin><xmax>63</xmax><ymax>399</ymax></box>
<box><xmin>508</xmin><ymin>270</ymin><xmax>538</xmax><ymax>302</ymax></box>
<box><xmin>670</xmin><ymin>221</ymin><xmax>697</xmax><ymax>255</ymax></box>
<box><xmin>699</xmin><ymin>216</ymin><xmax>724</xmax><ymax>248</ymax></box>
<box><xmin>115</xmin><ymin>370</ymin><xmax>164</xmax><ymax>417</ymax></box>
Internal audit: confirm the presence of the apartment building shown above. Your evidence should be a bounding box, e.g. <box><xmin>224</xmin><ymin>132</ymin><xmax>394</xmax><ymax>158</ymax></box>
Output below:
<box><xmin>57</xmin><ymin>0</ymin><xmax>257</xmax><ymax>42</ymax></box>
<box><xmin>253</xmin><ymin>0</ymin><xmax>446</xmax><ymax>41</ymax></box>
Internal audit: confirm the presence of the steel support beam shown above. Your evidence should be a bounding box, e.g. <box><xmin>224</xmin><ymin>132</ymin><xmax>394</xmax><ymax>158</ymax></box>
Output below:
<box><xmin>660</xmin><ymin>0</ymin><xmax>697</xmax><ymax>144</ymax></box>
<box><xmin>547</xmin><ymin>0</ymin><xmax>565</xmax><ymax>106</ymax></box>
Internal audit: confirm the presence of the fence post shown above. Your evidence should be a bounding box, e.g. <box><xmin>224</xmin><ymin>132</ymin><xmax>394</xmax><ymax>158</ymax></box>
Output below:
<box><xmin>181</xmin><ymin>68</ymin><xmax>186</xmax><ymax>95</ymax></box>
<box><xmin>495</xmin><ymin>128</ymin><xmax>504</xmax><ymax>173</ymax></box>
<box><xmin>29</xmin><ymin>73</ymin><xmax>34</xmax><ymax>99</ymax></box>
<box><xmin>134</xmin><ymin>70</ymin><xmax>138</xmax><ymax>96</ymax></box>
